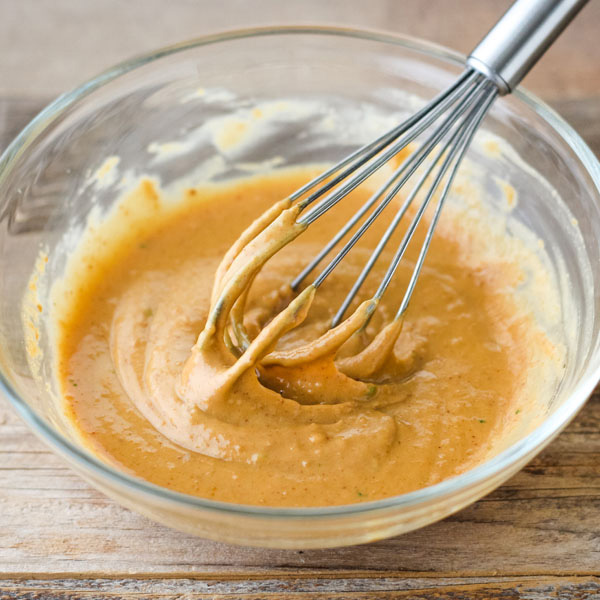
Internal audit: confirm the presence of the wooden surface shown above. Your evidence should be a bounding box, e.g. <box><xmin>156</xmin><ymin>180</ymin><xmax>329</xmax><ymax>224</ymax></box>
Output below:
<box><xmin>1</xmin><ymin>1</ymin><xmax>600</xmax><ymax>596</ymax></box>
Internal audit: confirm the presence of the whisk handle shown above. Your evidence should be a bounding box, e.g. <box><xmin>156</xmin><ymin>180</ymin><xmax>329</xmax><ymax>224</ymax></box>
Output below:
<box><xmin>467</xmin><ymin>0</ymin><xmax>588</xmax><ymax>95</ymax></box>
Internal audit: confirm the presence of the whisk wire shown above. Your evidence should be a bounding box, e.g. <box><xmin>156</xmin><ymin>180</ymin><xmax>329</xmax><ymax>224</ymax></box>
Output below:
<box><xmin>329</xmin><ymin>83</ymin><xmax>496</xmax><ymax>326</ymax></box>
<box><xmin>294</xmin><ymin>74</ymin><xmax>490</xmax><ymax>295</ymax></box>
<box><xmin>287</xmin><ymin>70</ymin><xmax>478</xmax><ymax>210</ymax></box>
<box><xmin>330</xmin><ymin>106</ymin><xmax>479</xmax><ymax>326</ymax></box>
<box><xmin>296</xmin><ymin>71</ymin><xmax>484</xmax><ymax>225</ymax></box>
<box><xmin>374</xmin><ymin>86</ymin><xmax>497</xmax><ymax>318</ymax></box>
<box><xmin>290</xmin><ymin>74</ymin><xmax>486</xmax><ymax>291</ymax></box>
<box><xmin>394</xmin><ymin>87</ymin><xmax>498</xmax><ymax>319</ymax></box>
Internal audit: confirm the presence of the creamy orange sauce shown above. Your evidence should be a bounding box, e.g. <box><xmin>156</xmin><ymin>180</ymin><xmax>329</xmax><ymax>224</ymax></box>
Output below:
<box><xmin>57</xmin><ymin>168</ymin><xmax>558</xmax><ymax>506</ymax></box>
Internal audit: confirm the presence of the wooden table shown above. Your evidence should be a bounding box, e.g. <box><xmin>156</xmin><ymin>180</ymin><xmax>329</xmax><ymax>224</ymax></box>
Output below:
<box><xmin>2</xmin><ymin>4</ymin><xmax>600</xmax><ymax>595</ymax></box>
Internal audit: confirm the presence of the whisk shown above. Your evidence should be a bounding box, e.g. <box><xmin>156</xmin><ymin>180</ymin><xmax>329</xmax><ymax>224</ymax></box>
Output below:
<box><xmin>199</xmin><ymin>0</ymin><xmax>588</xmax><ymax>373</ymax></box>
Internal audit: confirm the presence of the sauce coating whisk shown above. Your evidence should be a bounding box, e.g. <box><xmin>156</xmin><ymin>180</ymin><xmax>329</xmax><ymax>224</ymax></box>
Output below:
<box><xmin>205</xmin><ymin>0</ymin><xmax>588</xmax><ymax>365</ymax></box>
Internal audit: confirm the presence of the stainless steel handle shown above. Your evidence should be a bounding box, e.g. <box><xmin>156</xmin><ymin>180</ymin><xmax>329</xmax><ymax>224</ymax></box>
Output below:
<box><xmin>467</xmin><ymin>0</ymin><xmax>589</xmax><ymax>94</ymax></box>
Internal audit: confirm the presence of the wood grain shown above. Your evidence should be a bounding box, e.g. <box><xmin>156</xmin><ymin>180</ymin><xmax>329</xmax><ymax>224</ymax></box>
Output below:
<box><xmin>1</xmin><ymin>97</ymin><xmax>599</xmax><ymax>597</ymax></box>
<box><xmin>1</xmin><ymin>574</ymin><xmax>599</xmax><ymax>599</ymax></box>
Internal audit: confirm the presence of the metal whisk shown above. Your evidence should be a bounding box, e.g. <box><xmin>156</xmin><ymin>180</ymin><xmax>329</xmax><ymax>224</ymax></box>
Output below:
<box><xmin>208</xmin><ymin>0</ymin><xmax>588</xmax><ymax>364</ymax></box>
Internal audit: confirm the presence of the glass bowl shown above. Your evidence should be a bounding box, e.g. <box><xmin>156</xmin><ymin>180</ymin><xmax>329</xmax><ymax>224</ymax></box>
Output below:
<box><xmin>1</xmin><ymin>27</ymin><xmax>599</xmax><ymax>549</ymax></box>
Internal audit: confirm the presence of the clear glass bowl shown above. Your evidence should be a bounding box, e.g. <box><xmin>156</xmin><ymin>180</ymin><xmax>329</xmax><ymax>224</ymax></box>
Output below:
<box><xmin>1</xmin><ymin>27</ymin><xmax>599</xmax><ymax>549</ymax></box>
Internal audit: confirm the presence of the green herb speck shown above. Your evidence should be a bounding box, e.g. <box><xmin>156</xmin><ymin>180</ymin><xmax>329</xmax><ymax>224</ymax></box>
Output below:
<box><xmin>357</xmin><ymin>491</ymin><xmax>365</xmax><ymax>497</ymax></box>
<box><xmin>515</xmin><ymin>409</ymin><xmax>521</xmax><ymax>415</ymax></box>
<box><xmin>479</xmin><ymin>419</ymin><xmax>486</xmax><ymax>423</ymax></box>
<box><xmin>143</xmin><ymin>308</ymin><xmax>153</xmax><ymax>319</ymax></box>
<box><xmin>139</xmin><ymin>242</ymin><xmax>148</xmax><ymax>249</ymax></box>
<box><xmin>366</xmin><ymin>384</ymin><xmax>377</xmax><ymax>398</ymax></box>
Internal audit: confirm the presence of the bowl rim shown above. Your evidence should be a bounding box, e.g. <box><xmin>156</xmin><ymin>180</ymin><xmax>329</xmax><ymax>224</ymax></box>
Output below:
<box><xmin>1</xmin><ymin>25</ymin><xmax>600</xmax><ymax>519</ymax></box>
